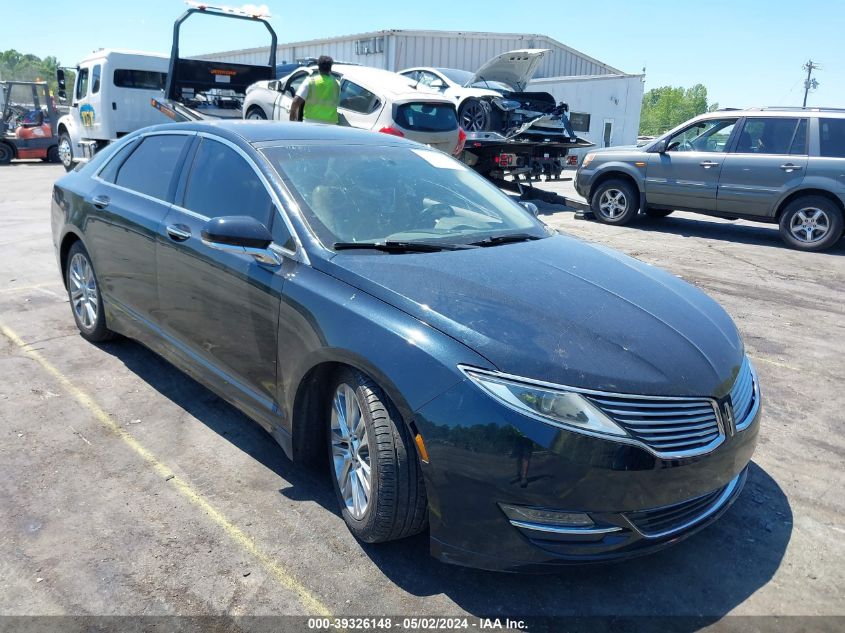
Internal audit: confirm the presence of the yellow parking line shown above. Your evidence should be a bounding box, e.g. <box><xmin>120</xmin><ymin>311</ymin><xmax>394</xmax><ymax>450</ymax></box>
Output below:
<box><xmin>750</xmin><ymin>355</ymin><xmax>800</xmax><ymax>372</ymax></box>
<box><xmin>0</xmin><ymin>323</ymin><xmax>333</xmax><ymax>618</ymax></box>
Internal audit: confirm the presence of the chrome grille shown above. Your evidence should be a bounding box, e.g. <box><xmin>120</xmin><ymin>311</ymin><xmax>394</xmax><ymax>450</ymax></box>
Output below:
<box><xmin>625</xmin><ymin>470</ymin><xmax>744</xmax><ymax>538</ymax></box>
<box><xmin>730</xmin><ymin>358</ymin><xmax>757</xmax><ymax>431</ymax></box>
<box><xmin>587</xmin><ymin>394</ymin><xmax>723</xmax><ymax>457</ymax></box>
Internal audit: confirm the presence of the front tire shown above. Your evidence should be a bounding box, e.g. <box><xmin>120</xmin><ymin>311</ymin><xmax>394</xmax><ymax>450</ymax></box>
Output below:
<box><xmin>591</xmin><ymin>179</ymin><xmax>640</xmax><ymax>225</ymax></box>
<box><xmin>778</xmin><ymin>196</ymin><xmax>843</xmax><ymax>252</ymax></box>
<box><xmin>327</xmin><ymin>368</ymin><xmax>427</xmax><ymax>543</ymax></box>
<box><xmin>58</xmin><ymin>132</ymin><xmax>74</xmax><ymax>171</ymax></box>
<box><xmin>246</xmin><ymin>106</ymin><xmax>267</xmax><ymax>120</ymax></box>
<box><xmin>458</xmin><ymin>98</ymin><xmax>490</xmax><ymax>132</ymax></box>
<box><xmin>66</xmin><ymin>242</ymin><xmax>115</xmax><ymax>343</ymax></box>
<box><xmin>0</xmin><ymin>142</ymin><xmax>12</xmax><ymax>165</ymax></box>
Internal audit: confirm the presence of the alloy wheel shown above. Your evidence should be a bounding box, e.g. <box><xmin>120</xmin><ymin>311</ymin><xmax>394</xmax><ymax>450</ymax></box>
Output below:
<box><xmin>69</xmin><ymin>252</ymin><xmax>98</xmax><ymax>330</ymax></box>
<box><xmin>789</xmin><ymin>207</ymin><xmax>830</xmax><ymax>244</ymax></box>
<box><xmin>598</xmin><ymin>188</ymin><xmax>628</xmax><ymax>220</ymax></box>
<box><xmin>460</xmin><ymin>101</ymin><xmax>487</xmax><ymax>132</ymax></box>
<box><xmin>330</xmin><ymin>383</ymin><xmax>372</xmax><ymax>520</ymax></box>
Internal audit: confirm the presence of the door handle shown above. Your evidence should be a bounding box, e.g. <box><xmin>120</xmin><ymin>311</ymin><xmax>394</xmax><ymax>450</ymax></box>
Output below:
<box><xmin>91</xmin><ymin>195</ymin><xmax>110</xmax><ymax>209</ymax></box>
<box><xmin>166</xmin><ymin>224</ymin><xmax>191</xmax><ymax>241</ymax></box>
<box><xmin>699</xmin><ymin>161</ymin><xmax>720</xmax><ymax>168</ymax></box>
<box><xmin>780</xmin><ymin>163</ymin><xmax>803</xmax><ymax>171</ymax></box>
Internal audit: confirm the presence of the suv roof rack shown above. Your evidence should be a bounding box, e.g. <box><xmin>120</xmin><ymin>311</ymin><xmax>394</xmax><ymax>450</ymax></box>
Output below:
<box><xmin>756</xmin><ymin>106</ymin><xmax>845</xmax><ymax>113</ymax></box>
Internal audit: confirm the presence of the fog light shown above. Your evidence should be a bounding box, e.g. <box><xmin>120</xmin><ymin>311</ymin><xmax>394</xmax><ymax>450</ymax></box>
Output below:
<box><xmin>500</xmin><ymin>504</ymin><xmax>594</xmax><ymax>528</ymax></box>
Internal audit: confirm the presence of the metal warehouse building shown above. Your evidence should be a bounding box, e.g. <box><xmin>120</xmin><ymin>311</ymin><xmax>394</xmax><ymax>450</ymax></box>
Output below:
<box><xmin>204</xmin><ymin>29</ymin><xmax>644</xmax><ymax>149</ymax></box>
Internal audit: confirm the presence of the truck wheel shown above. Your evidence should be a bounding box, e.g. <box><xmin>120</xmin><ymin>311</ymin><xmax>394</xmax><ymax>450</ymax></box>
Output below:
<box><xmin>591</xmin><ymin>179</ymin><xmax>640</xmax><ymax>225</ymax></box>
<box><xmin>46</xmin><ymin>145</ymin><xmax>61</xmax><ymax>164</ymax></box>
<box><xmin>327</xmin><ymin>367</ymin><xmax>427</xmax><ymax>543</ymax></box>
<box><xmin>246</xmin><ymin>106</ymin><xmax>267</xmax><ymax>120</ymax></box>
<box><xmin>58</xmin><ymin>132</ymin><xmax>74</xmax><ymax>171</ymax></box>
<box><xmin>644</xmin><ymin>208</ymin><xmax>673</xmax><ymax>218</ymax></box>
<box><xmin>778</xmin><ymin>196</ymin><xmax>843</xmax><ymax>252</ymax></box>
<box><xmin>458</xmin><ymin>99</ymin><xmax>490</xmax><ymax>132</ymax></box>
<box><xmin>0</xmin><ymin>142</ymin><xmax>12</xmax><ymax>165</ymax></box>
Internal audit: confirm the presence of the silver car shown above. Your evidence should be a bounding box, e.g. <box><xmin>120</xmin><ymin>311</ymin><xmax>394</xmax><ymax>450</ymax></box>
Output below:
<box><xmin>243</xmin><ymin>64</ymin><xmax>463</xmax><ymax>156</ymax></box>
<box><xmin>575</xmin><ymin>107</ymin><xmax>845</xmax><ymax>251</ymax></box>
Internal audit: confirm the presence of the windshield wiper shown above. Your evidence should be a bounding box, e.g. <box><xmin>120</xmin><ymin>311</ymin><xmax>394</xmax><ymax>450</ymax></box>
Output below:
<box><xmin>333</xmin><ymin>241</ymin><xmax>468</xmax><ymax>253</ymax></box>
<box><xmin>467</xmin><ymin>233</ymin><xmax>543</xmax><ymax>247</ymax></box>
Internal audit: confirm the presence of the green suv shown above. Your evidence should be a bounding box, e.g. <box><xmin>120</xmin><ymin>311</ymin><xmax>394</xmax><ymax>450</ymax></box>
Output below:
<box><xmin>575</xmin><ymin>107</ymin><xmax>845</xmax><ymax>251</ymax></box>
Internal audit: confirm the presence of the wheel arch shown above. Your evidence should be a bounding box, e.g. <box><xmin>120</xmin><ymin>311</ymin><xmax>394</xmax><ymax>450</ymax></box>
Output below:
<box><xmin>58</xmin><ymin>229</ymin><xmax>85</xmax><ymax>289</ymax></box>
<box><xmin>589</xmin><ymin>168</ymin><xmax>641</xmax><ymax>205</ymax></box>
<box><xmin>289</xmin><ymin>352</ymin><xmax>423</xmax><ymax>467</ymax></box>
<box><xmin>774</xmin><ymin>188</ymin><xmax>845</xmax><ymax>221</ymax></box>
<box><xmin>245</xmin><ymin>103</ymin><xmax>268</xmax><ymax>119</ymax></box>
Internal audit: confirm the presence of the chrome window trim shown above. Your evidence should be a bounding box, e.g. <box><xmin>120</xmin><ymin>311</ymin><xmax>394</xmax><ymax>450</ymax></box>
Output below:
<box><xmin>91</xmin><ymin>130</ymin><xmax>307</xmax><ymax>265</ymax></box>
<box><xmin>508</xmin><ymin>520</ymin><xmax>623</xmax><ymax>536</ymax></box>
<box><xmin>457</xmin><ymin>364</ymin><xmax>727</xmax><ymax>460</ymax></box>
<box><xmin>624</xmin><ymin>470</ymin><xmax>744</xmax><ymax>540</ymax></box>
<box><xmin>195</xmin><ymin>131</ymin><xmax>310</xmax><ymax>266</ymax></box>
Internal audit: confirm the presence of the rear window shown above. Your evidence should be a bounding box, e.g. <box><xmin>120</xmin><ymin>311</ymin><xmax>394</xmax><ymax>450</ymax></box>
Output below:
<box><xmin>393</xmin><ymin>103</ymin><xmax>457</xmax><ymax>133</ymax></box>
<box><xmin>113</xmin><ymin>69</ymin><xmax>167</xmax><ymax>90</ymax></box>
<box><xmin>114</xmin><ymin>134</ymin><xmax>189</xmax><ymax>200</ymax></box>
<box><xmin>819</xmin><ymin>118</ymin><xmax>845</xmax><ymax>158</ymax></box>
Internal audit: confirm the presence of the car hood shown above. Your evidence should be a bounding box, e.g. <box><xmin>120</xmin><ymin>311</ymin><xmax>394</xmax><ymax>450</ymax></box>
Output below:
<box><xmin>319</xmin><ymin>234</ymin><xmax>744</xmax><ymax>398</ymax></box>
<box><xmin>468</xmin><ymin>49</ymin><xmax>550</xmax><ymax>92</ymax></box>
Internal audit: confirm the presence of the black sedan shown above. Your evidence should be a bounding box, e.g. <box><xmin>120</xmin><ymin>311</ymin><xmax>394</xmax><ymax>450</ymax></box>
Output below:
<box><xmin>51</xmin><ymin>121</ymin><xmax>760</xmax><ymax>571</ymax></box>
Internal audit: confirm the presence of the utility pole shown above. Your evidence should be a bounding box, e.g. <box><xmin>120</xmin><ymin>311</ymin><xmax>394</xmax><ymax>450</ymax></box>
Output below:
<box><xmin>802</xmin><ymin>60</ymin><xmax>820</xmax><ymax>107</ymax></box>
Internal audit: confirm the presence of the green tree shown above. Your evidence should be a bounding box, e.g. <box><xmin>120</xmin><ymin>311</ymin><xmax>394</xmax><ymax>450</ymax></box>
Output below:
<box><xmin>639</xmin><ymin>84</ymin><xmax>718</xmax><ymax>136</ymax></box>
<box><xmin>0</xmin><ymin>50</ymin><xmax>70</xmax><ymax>96</ymax></box>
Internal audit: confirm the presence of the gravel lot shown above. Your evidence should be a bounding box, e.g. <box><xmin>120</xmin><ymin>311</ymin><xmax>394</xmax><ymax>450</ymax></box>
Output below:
<box><xmin>1</xmin><ymin>163</ymin><xmax>843</xmax><ymax>630</ymax></box>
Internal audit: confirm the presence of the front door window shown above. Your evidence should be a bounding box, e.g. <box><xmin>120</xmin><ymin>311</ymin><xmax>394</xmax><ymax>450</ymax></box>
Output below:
<box><xmin>666</xmin><ymin>119</ymin><xmax>737</xmax><ymax>153</ymax></box>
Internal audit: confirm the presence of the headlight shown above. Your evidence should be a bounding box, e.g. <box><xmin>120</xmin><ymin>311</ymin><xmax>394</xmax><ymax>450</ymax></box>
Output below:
<box><xmin>581</xmin><ymin>152</ymin><xmax>596</xmax><ymax>168</ymax></box>
<box><xmin>460</xmin><ymin>367</ymin><xmax>627</xmax><ymax>439</ymax></box>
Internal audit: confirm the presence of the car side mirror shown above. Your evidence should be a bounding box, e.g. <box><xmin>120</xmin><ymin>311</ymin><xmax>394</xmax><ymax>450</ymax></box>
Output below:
<box><xmin>430</xmin><ymin>79</ymin><xmax>446</xmax><ymax>91</ymax></box>
<box><xmin>201</xmin><ymin>216</ymin><xmax>280</xmax><ymax>265</ymax></box>
<box><xmin>651</xmin><ymin>139</ymin><xmax>668</xmax><ymax>153</ymax></box>
<box><xmin>57</xmin><ymin>69</ymin><xmax>66</xmax><ymax>100</ymax></box>
<box><xmin>519</xmin><ymin>201</ymin><xmax>539</xmax><ymax>217</ymax></box>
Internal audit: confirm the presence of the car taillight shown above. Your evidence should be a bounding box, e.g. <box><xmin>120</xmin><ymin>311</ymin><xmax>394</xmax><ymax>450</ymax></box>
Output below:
<box><xmin>453</xmin><ymin>127</ymin><xmax>467</xmax><ymax>156</ymax></box>
<box><xmin>494</xmin><ymin>153</ymin><xmax>517</xmax><ymax>167</ymax></box>
<box><xmin>379</xmin><ymin>126</ymin><xmax>405</xmax><ymax>137</ymax></box>
<box><xmin>566</xmin><ymin>155</ymin><xmax>578</xmax><ymax>166</ymax></box>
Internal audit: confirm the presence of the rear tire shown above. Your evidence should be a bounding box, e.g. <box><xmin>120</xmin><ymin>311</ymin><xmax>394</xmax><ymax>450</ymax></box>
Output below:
<box><xmin>778</xmin><ymin>196</ymin><xmax>843</xmax><ymax>252</ymax></box>
<box><xmin>58</xmin><ymin>132</ymin><xmax>74</xmax><ymax>171</ymax></box>
<box><xmin>246</xmin><ymin>106</ymin><xmax>267</xmax><ymax>120</ymax></box>
<box><xmin>644</xmin><ymin>207</ymin><xmax>673</xmax><ymax>218</ymax></box>
<box><xmin>591</xmin><ymin>179</ymin><xmax>640</xmax><ymax>225</ymax></box>
<box><xmin>46</xmin><ymin>145</ymin><xmax>61</xmax><ymax>163</ymax></box>
<box><xmin>0</xmin><ymin>142</ymin><xmax>13</xmax><ymax>165</ymax></box>
<box><xmin>65</xmin><ymin>242</ymin><xmax>116</xmax><ymax>343</ymax></box>
<box><xmin>327</xmin><ymin>367</ymin><xmax>427</xmax><ymax>543</ymax></box>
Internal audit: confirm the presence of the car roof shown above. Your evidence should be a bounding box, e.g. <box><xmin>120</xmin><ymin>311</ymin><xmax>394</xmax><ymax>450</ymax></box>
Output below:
<box><xmin>294</xmin><ymin>63</ymin><xmax>433</xmax><ymax>98</ymax></box>
<box><xmin>697</xmin><ymin>107</ymin><xmax>845</xmax><ymax>119</ymax></box>
<box><xmin>138</xmin><ymin>120</ymin><xmax>419</xmax><ymax>147</ymax></box>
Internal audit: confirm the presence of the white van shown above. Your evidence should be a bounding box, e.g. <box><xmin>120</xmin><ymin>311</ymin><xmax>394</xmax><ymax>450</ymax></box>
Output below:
<box><xmin>56</xmin><ymin>49</ymin><xmax>170</xmax><ymax>170</ymax></box>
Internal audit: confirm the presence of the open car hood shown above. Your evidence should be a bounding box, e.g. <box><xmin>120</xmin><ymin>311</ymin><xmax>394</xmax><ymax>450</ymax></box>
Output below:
<box><xmin>468</xmin><ymin>49</ymin><xmax>550</xmax><ymax>92</ymax></box>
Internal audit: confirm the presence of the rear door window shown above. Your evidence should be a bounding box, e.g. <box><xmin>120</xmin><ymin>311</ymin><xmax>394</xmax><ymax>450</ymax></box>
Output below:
<box><xmin>735</xmin><ymin>118</ymin><xmax>805</xmax><ymax>155</ymax></box>
<box><xmin>339</xmin><ymin>80</ymin><xmax>380</xmax><ymax>114</ymax></box>
<box><xmin>91</xmin><ymin>64</ymin><xmax>102</xmax><ymax>94</ymax></box>
<box><xmin>114</xmin><ymin>134</ymin><xmax>190</xmax><ymax>200</ymax></box>
<box><xmin>183</xmin><ymin>138</ymin><xmax>273</xmax><ymax>225</ymax></box>
<box><xmin>819</xmin><ymin>118</ymin><xmax>845</xmax><ymax>158</ymax></box>
<box><xmin>98</xmin><ymin>139</ymin><xmax>140</xmax><ymax>183</ymax></box>
<box><xmin>393</xmin><ymin>102</ymin><xmax>458</xmax><ymax>132</ymax></box>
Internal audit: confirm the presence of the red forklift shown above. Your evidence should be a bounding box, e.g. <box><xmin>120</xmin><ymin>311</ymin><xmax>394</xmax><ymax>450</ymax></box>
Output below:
<box><xmin>0</xmin><ymin>80</ymin><xmax>60</xmax><ymax>164</ymax></box>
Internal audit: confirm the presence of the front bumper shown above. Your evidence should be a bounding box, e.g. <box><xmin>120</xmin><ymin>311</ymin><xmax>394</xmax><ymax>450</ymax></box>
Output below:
<box><xmin>414</xmin><ymin>378</ymin><xmax>760</xmax><ymax>571</ymax></box>
<box><xmin>574</xmin><ymin>167</ymin><xmax>594</xmax><ymax>200</ymax></box>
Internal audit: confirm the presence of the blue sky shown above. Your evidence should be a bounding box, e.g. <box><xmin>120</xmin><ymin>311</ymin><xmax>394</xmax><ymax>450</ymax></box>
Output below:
<box><xmin>7</xmin><ymin>0</ymin><xmax>844</xmax><ymax>108</ymax></box>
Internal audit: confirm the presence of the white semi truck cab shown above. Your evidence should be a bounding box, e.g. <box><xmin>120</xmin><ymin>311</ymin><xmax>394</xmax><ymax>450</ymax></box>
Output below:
<box><xmin>56</xmin><ymin>50</ymin><xmax>170</xmax><ymax>170</ymax></box>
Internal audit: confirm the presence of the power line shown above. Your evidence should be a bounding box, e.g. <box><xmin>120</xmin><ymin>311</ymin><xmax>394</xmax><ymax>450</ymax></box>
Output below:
<box><xmin>802</xmin><ymin>60</ymin><xmax>820</xmax><ymax>107</ymax></box>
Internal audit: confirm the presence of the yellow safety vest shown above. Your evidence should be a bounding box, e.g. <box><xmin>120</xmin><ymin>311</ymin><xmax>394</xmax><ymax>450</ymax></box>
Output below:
<box><xmin>303</xmin><ymin>74</ymin><xmax>340</xmax><ymax>124</ymax></box>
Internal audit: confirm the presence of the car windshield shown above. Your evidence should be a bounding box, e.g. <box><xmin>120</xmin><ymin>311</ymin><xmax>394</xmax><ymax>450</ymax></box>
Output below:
<box><xmin>469</xmin><ymin>80</ymin><xmax>513</xmax><ymax>92</ymax></box>
<box><xmin>261</xmin><ymin>144</ymin><xmax>546</xmax><ymax>249</ymax></box>
<box><xmin>436</xmin><ymin>68</ymin><xmax>473</xmax><ymax>86</ymax></box>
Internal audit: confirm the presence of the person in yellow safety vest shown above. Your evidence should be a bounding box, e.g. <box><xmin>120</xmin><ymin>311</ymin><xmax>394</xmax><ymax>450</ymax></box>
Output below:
<box><xmin>289</xmin><ymin>55</ymin><xmax>340</xmax><ymax>124</ymax></box>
